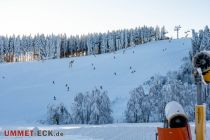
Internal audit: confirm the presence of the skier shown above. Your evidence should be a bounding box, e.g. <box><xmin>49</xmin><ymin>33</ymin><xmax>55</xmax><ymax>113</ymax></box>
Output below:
<box><xmin>69</xmin><ymin>60</ymin><xmax>74</xmax><ymax>68</ymax></box>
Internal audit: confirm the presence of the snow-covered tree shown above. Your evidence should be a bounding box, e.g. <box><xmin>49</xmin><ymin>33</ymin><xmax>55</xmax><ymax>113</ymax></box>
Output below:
<box><xmin>0</xmin><ymin>36</ymin><xmax>5</xmax><ymax>62</ymax></box>
<box><xmin>47</xmin><ymin>103</ymin><xmax>72</xmax><ymax>125</ymax></box>
<box><xmin>125</xmin><ymin>85</ymin><xmax>145</xmax><ymax>123</ymax></box>
<box><xmin>160</xmin><ymin>26</ymin><xmax>167</xmax><ymax>40</ymax></box>
<box><xmin>72</xmin><ymin>92</ymin><xmax>86</xmax><ymax>124</ymax></box>
<box><xmin>72</xmin><ymin>88</ymin><xmax>113</xmax><ymax>124</ymax></box>
<box><xmin>155</xmin><ymin>26</ymin><xmax>161</xmax><ymax>40</ymax></box>
<box><xmin>89</xmin><ymin>88</ymin><xmax>113</xmax><ymax>124</ymax></box>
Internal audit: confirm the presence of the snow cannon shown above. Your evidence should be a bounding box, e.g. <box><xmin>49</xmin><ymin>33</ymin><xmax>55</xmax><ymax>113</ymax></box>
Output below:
<box><xmin>157</xmin><ymin>101</ymin><xmax>192</xmax><ymax>140</ymax></box>
<box><xmin>165</xmin><ymin>101</ymin><xmax>188</xmax><ymax>128</ymax></box>
<box><xmin>193</xmin><ymin>51</ymin><xmax>210</xmax><ymax>83</ymax></box>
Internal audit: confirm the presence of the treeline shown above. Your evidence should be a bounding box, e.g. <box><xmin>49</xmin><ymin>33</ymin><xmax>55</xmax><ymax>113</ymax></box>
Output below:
<box><xmin>0</xmin><ymin>26</ymin><xmax>167</xmax><ymax>62</ymax></box>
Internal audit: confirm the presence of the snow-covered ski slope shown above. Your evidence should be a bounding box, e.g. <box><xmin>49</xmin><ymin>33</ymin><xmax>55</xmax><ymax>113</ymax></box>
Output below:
<box><xmin>0</xmin><ymin>38</ymin><xmax>191</xmax><ymax>125</ymax></box>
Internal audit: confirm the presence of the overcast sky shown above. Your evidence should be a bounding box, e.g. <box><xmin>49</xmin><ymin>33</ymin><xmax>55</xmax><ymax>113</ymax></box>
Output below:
<box><xmin>0</xmin><ymin>0</ymin><xmax>209</xmax><ymax>38</ymax></box>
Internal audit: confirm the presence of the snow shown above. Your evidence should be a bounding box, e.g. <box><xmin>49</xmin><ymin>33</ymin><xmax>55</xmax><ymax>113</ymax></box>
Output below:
<box><xmin>0</xmin><ymin>38</ymin><xmax>191</xmax><ymax>125</ymax></box>
<box><xmin>0</xmin><ymin>123</ymin><xmax>210</xmax><ymax>140</ymax></box>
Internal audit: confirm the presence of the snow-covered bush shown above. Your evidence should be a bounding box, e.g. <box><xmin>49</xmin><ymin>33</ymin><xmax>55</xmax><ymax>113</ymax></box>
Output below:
<box><xmin>47</xmin><ymin>103</ymin><xmax>72</xmax><ymax>125</ymax></box>
<box><xmin>72</xmin><ymin>88</ymin><xmax>113</xmax><ymax>124</ymax></box>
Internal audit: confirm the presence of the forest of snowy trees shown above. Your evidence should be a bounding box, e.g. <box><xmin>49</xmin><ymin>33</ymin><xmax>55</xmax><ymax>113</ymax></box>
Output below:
<box><xmin>125</xmin><ymin>57</ymin><xmax>196</xmax><ymax>123</ymax></box>
<box><xmin>0</xmin><ymin>26</ymin><xmax>167</xmax><ymax>63</ymax></box>
<box><xmin>191</xmin><ymin>25</ymin><xmax>210</xmax><ymax>56</ymax></box>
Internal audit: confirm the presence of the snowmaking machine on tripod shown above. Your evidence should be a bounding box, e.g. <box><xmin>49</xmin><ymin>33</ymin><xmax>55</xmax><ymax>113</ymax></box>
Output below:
<box><xmin>193</xmin><ymin>51</ymin><xmax>210</xmax><ymax>140</ymax></box>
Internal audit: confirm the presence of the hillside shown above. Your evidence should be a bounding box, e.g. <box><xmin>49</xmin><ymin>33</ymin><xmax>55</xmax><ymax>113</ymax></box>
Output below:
<box><xmin>0</xmin><ymin>38</ymin><xmax>191</xmax><ymax>125</ymax></box>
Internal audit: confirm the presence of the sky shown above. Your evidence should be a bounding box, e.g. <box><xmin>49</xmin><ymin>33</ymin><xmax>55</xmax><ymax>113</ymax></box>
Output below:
<box><xmin>0</xmin><ymin>0</ymin><xmax>209</xmax><ymax>38</ymax></box>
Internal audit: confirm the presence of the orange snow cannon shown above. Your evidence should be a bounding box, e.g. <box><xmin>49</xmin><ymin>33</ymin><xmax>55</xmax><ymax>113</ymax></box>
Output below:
<box><xmin>156</xmin><ymin>101</ymin><xmax>192</xmax><ymax>140</ymax></box>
